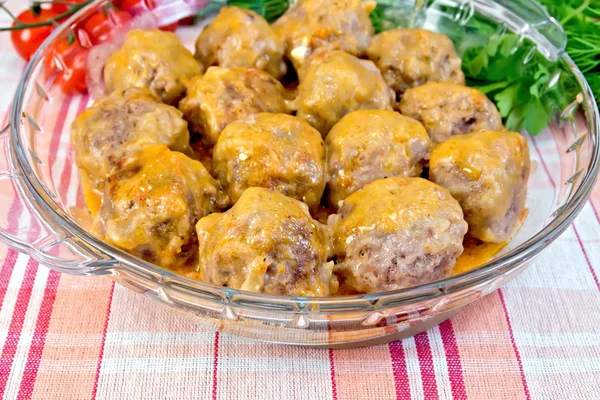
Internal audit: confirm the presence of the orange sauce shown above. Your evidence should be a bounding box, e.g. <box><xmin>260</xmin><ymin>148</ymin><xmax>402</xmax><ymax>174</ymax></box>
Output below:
<box><xmin>191</xmin><ymin>141</ymin><xmax>213</xmax><ymax>172</ymax></box>
<box><xmin>453</xmin><ymin>209</ymin><xmax>527</xmax><ymax>275</ymax></box>
<box><xmin>453</xmin><ymin>239</ymin><xmax>506</xmax><ymax>275</ymax></box>
<box><xmin>81</xmin><ymin>173</ymin><xmax>102</xmax><ymax>217</ymax></box>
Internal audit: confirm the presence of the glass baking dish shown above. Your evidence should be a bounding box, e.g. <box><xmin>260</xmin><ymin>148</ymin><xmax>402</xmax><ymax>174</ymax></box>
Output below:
<box><xmin>0</xmin><ymin>0</ymin><xmax>598</xmax><ymax>348</ymax></box>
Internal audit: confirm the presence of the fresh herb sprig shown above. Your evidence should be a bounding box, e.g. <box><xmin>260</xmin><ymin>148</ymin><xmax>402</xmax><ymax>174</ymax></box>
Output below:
<box><xmin>537</xmin><ymin>0</ymin><xmax>600</xmax><ymax>102</ymax></box>
<box><xmin>459</xmin><ymin>32</ymin><xmax>580</xmax><ymax>135</ymax></box>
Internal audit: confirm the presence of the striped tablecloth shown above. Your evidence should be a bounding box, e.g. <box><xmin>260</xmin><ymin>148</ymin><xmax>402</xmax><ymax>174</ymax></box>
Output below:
<box><xmin>1</xmin><ymin>2</ymin><xmax>600</xmax><ymax>399</ymax></box>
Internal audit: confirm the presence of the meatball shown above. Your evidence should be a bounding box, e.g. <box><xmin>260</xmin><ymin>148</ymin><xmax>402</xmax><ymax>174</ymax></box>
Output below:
<box><xmin>398</xmin><ymin>82</ymin><xmax>503</xmax><ymax>145</ymax></box>
<box><xmin>326</xmin><ymin>110</ymin><xmax>431</xmax><ymax>207</ymax></box>
<box><xmin>367</xmin><ymin>28</ymin><xmax>465</xmax><ymax>95</ymax></box>
<box><xmin>296</xmin><ymin>51</ymin><xmax>394</xmax><ymax>136</ymax></box>
<box><xmin>179</xmin><ymin>67</ymin><xmax>290</xmax><ymax>145</ymax></box>
<box><xmin>104</xmin><ymin>30</ymin><xmax>203</xmax><ymax>105</ymax></box>
<box><xmin>273</xmin><ymin>0</ymin><xmax>375</xmax><ymax>71</ymax></box>
<box><xmin>194</xmin><ymin>6</ymin><xmax>286</xmax><ymax>79</ymax></box>
<box><xmin>93</xmin><ymin>145</ymin><xmax>228</xmax><ymax>269</ymax></box>
<box><xmin>196</xmin><ymin>188</ymin><xmax>336</xmax><ymax>296</ymax></box>
<box><xmin>329</xmin><ymin>177</ymin><xmax>467</xmax><ymax>293</ymax></box>
<box><xmin>71</xmin><ymin>87</ymin><xmax>192</xmax><ymax>194</ymax></box>
<box><xmin>429</xmin><ymin>130</ymin><xmax>530</xmax><ymax>243</ymax></box>
<box><xmin>214</xmin><ymin>113</ymin><xmax>325</xmax><ymax>208</ymax></box>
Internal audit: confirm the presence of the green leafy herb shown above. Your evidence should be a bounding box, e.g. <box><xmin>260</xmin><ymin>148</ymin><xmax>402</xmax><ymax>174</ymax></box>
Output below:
<box><xmin>457</xmin><ymin>31</ymin><xmax>580</xmax><ymax>135</ymax></box>
<box><xmin>537</xmin><ymin>0</ymin><xmax>600</xmax><ymax>102</ymax></box>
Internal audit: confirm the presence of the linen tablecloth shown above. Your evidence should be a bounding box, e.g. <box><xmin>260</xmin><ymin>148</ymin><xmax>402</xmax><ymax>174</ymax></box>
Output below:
<box><xmin>1</xmin><ymin>3</ymin><xmax>600</xmax><ymax>399</ymax></box>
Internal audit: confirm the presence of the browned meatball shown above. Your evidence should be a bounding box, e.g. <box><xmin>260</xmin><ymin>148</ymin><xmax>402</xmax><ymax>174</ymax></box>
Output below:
<box><xmin>213</xmin><ymin>113</ymin><xmax>325</xmax><ymax>208</ymax></box>
<box><xmin>273</xmin><ymin>0</ymin><xmax>375</xmax><ymax>72</ymax></box>
<box><xmin>194</xmin><ymin>7</ymin><xmax>287</xmax><ymax>79</ymax></box>
<box><xmin>93</xmin><ymin>145</ymin><xmax>228</xmax><ymax>269</ymax></box>
<box><xmin>71</xmin><ymin>87</ymin><xmax>192</xmax><ymax>195</ymax></box>
<box><xmin>196</xmin><ymin>188</ymin><xmax>337</xmax><ymax>296</ymax></box>
<box><xmin>329</xmin><ymin>177</ymin><xmax>467</xmax><ymax>293</ymax></box>
<box><xmin>367</xmin><ymin>28</ymin><xmax>465</xmax><ymax>95</ymax></box>
<box><xmin>104</xmin><ymin>30</ymin><xmax>203</xmax><ymax>105</ymax></box>
<box><xmin>296</xmin><ymin>51</ymin><xmax>394</xmax><ymax>136</ymax></box>
<box><xmin>398</xmin><ymin>82</ymin><xmax>503</xmax><ymax>145</ymax></box>
<box><xmin>429</xmin><ymin>131</ymin><xmax>530</xmax><ymax>243</ymax></box>
<box><xmin>326</xmin><ymin>110</ymin><xmax>431</xmax><ymax>207</ymax></box>
<box><xmin>179</xmin><ymin>67</ymin><xmax>291</xmax><ymax>144</ymax></box>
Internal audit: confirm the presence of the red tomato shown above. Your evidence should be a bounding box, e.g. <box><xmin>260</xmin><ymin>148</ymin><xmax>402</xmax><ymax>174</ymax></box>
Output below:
<box><xmin>44</xmin><ymin>35</ymin><xmax>88</xmax><ymax>94</ymax></box>
<box><xmin>10</xmin><ymin>8</ymin><xmax>61</xmax><ymax>61</ymax></box>
<box><xmin>82</xmin><ymin>8</ymin><xmax>132</xmax><ymax>44</ymax></box>
<box><xmin>117</xmin><ymin>0</ymin><xmax>179</xmax><ymax>31</ymax></box>
<box><xmin>50</xmin><ymin>0</ymin><xmax>88</xmax><ymax>13</ymax></box>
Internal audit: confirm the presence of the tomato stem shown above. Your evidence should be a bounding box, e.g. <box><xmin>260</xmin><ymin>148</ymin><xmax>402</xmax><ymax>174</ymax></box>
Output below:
<box><xmin>0</xmin><ymin>0</ymin><xmax>95</xmax><ymax>31</ymax></box>
<box><xmin>0</xmin><ymin>3</ymin><xmax>21</xmax><ymax>24</ymax></box>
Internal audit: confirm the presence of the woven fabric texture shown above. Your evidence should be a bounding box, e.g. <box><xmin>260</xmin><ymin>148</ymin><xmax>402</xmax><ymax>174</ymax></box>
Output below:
<box><xmin>0</xmin><ymin>2</ymin><xmax>599</xmax><ymax>398</ymax></box>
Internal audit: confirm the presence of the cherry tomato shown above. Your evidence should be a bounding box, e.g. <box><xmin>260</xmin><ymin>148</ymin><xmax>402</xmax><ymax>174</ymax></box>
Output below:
<box><xmin>50</xmin><ymin>0</ymin><xmax>88</xmax><ymax>13</ymax></box>
<box><xmin>117</xmin><ymin>0</ymin><xmax>179</xmax><ymax>31</ymax></box>
<box><xmin>10</xmin><ymin>8</ymin><xmax>61</xmax><ymax>61</ymax></box>
<box><xmin>44</xmin><ymin>34</ymin><xmax>88</xmax><ymax>94</ymax></box>
<box><xmin>82</xmin><ymin>8</ymin><xmax>132</xmax><ymax>44</ymax></box>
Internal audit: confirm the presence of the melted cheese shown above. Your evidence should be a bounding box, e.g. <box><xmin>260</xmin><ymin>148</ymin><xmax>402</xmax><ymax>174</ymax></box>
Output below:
<box><xmin>81</xmin><ymin>172</ymin><xmax>102</xmax><ymax>217</ymax></box>
<box><xmin>453</xmin><ymin>240</ymin><xmax>506</xmax><ymax>275</ymax></box>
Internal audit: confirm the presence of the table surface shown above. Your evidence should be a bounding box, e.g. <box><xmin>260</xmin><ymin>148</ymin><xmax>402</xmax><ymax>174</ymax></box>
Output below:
<box><xmin>1</xmin><ymin>2</ymin><xmax>600</xmax><ymax>399</ymax></box>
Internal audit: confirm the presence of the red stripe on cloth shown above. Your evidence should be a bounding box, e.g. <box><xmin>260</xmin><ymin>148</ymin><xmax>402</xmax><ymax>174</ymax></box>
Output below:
<box><xmin>414</xmin><ymin>332</ymin><xmax>439</xmax><ymax>400</ymax></box>
<box><xmin>497</xmin><ymin>290</ymin><xmax>531</xmax><ymax>400</ymax></box>
<box><xmin>328</xmin><ymin>348</ymin><xmax>338</xmax><ymax>400</ymax></box>
<box><xmin>389</xmin><ymin>340</ymin><xmax>410</xmax><ymax>399</ymax></box>
<box><xmin>212</xmin><ymin>331</ymin><xmax>220</xmax><ymax>400</ymax></box>
<box><xmin>0</xmin><ymin>258</ymin><xmax>39</xmax><ymax>398</ymax></box>
<box><xmin>0</xmin><ymin>249</ymin><xmax>19</xmax><ymax>309</ymax></box>
<box><xmin>530</xmin><ymin>136</ymin><xmax>600</xmax><ymax>291</ymax></box>
<box><xmin>573</xmin><ymin>225</ymin><xmax>600</xmax><ymax>291</ymax></box>
<box><xmin>91</xmin><ymin>281</ymin><xmax>114</xmax><ymax>400</ymax></box>
<box><xmin>17</xmin><ymin>94</ymin><xmax>87</xmax><ymax>398</ymax></box>
<box><xmin>439</xmin><ymin>320</ymin><xmax>467</xmax><ymax>400</ymax></box>
<box><xmin>16</xmin><ymin>270</ymin><xmax>61</xmax><ymax>400</ymax></box>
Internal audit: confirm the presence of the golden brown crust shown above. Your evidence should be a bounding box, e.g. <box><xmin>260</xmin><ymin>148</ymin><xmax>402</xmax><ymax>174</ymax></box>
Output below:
<box><xmin>329</xmin><ymin>177</ymin><xmax>467</xmax><ymax>293</ymax></box>
<box><xmin>179</xmin><ymin>67</ymin><xmax>291</xmax><ymax>145</ymax></box>
<box><xmin>325</xmin><ymin>110</ymin><xmax>431</xmax><ymax>207</ymax></box>
<box><xmin>104</xmin><ymin>30</ymin><xmax>203</xmax><ymax>105</ymax></box>
<box><xmin>196</xmin><ymin>188</ymin><xmax>336</xmax><ymax>296</ymax></box>
<box><xmin>398</xmin><ymin>82</ymin><xmax>503</xmax><ymax>145</ymax></box>
<box><xmin>367</xmin><ymin>28</ymin><xmax>465</xmax><ymax>94</ymax></box>
<box><xmin>429</xmin><ymin>130</ymin><xmax>530</xmax><ymax>243</ymax></box>
<box><xmin>273</xmin><ymin>0</ymin><xmax>375</xmax><ymax>72</ymax></box>
<box><xmin>213</xmin><ymin>113</ymin><xmax>326</xmax><ymax>208</ymax></box>
<box><xmin>71</xmin><ymin>87</ymin><xmax>192</xmax><ymax>194</ymax></box>
<box><xmin>93</xmin><ymin>145</ymin><xmax>228</xmax><ymax>269</ymax></box>
<box><xmin>296</xmin><ymin>51</ymin><xmax>394</xmax><ymax>136</ymax></box>
<box><xmin>194</xmin><ymin>7</ymin><xmax>287</xmax><ymax>79</ymax></box>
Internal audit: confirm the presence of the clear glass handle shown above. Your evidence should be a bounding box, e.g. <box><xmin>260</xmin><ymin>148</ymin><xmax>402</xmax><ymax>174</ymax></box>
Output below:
<box><xmin>0</xmin><ymin>126</ymin><xmax>116</xmax><ymax>275</ymax></box>
<box><xmin>469</xmin><ymin>0</ymin><xmax>566</xmax><ymax>61</ymax></box>
<box><xmin>385</xmin><ymin>0</ymin><xmax>566</xmax><ymax>62</ymax></box>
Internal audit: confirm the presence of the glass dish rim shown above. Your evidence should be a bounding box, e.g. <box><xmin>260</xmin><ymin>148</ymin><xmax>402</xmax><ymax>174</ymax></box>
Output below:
<box><xmin>8</xmin><ymin>0</ymin><xmax>600</xmax><ymax>309</ymax></box>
